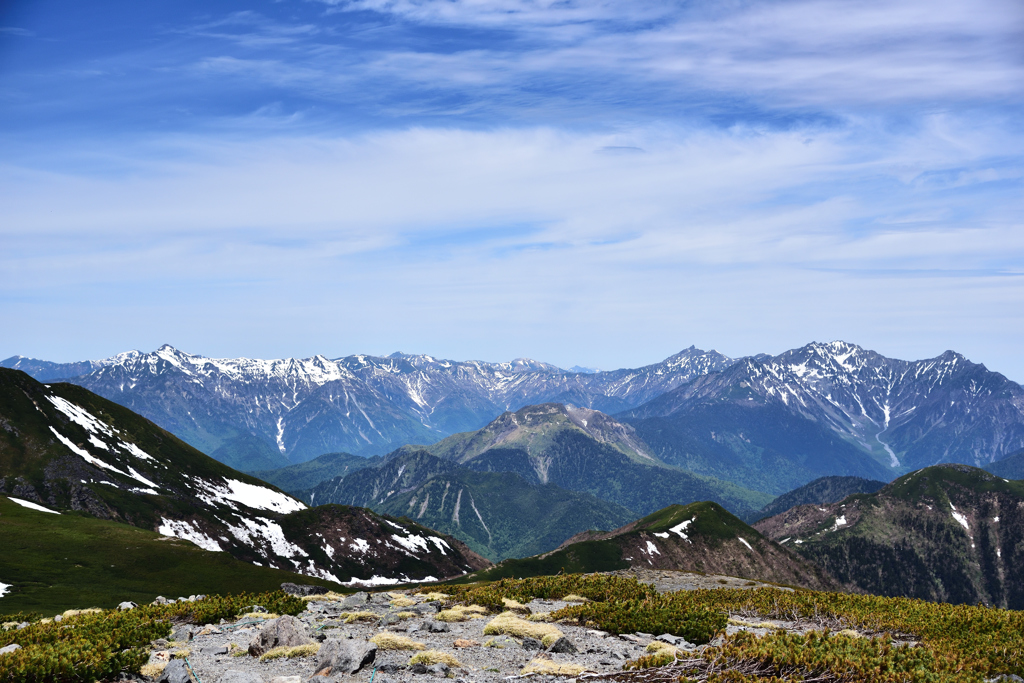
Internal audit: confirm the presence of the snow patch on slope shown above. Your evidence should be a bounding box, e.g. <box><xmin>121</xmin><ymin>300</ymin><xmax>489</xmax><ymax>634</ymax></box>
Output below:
<box><xmin>158</xmin><ymin>518</ymin><xmax>223</xmax><ymax>552</ymax></box>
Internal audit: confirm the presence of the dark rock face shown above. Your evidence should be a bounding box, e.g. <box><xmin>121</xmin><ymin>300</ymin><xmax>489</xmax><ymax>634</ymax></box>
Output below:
<box><xmin>247</xmin><ymin>615</ymin><xmax>312</xmax><ymax>657</ymax></box>
<box><xmin>547</xmin><ymin>636</ymin><xmax>577</xmax><ymax>654</ymax></box>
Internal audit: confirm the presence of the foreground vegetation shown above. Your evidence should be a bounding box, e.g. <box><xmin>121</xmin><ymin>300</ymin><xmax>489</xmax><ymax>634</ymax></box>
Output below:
<box><xmin>0</xmin><ymin>592</ymin><xmax>304</xmax><ymax>683</ymax></box>
<box><xmin>3</xmin><ymin>573</ymin><xmax>1023</xmax><ymax>682</ymax></box>
<box><xmin>425</xmin><ymin>574</ymin><xmax>1024</xmax><ymax>682</ymax></box>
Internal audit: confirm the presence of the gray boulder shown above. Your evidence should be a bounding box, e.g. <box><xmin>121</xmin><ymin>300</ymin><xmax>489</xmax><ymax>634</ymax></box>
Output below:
<box><xmin>117</xmin><ymin>601</ymin><xmax>137</xmax><ymax>611</ymax></box>
<box><xmin>424</xmin><ymin>620</ymin><xmax>449</xmax><ymax>633</ymax></box>
<box><xmin>0</xmin><ymin>644</ymin><xmax>21</xmax><ymax>656</ymax></box>
<box><xmin>340</xmin><ymin>592</ymin><xmax>369</xmax><ymax>608</ymax></box>
<box><xmin>315</xmin><ymin>639</ymin><xmax>377</xmax><ymax>675</ymax></box>
<box><xmin>156</xmin><ymin>659</ymin><xmax>193</xmax><ymax>683</ymax></box>
<box><xmin>219</xmin><ymin>672</ymin><xmax>263</xmax><ymax>683</ymax></box>
<box><xmin>247</xmin><ymin>615</ymin><xmax>312</xmax><ymax>657</ymax></box>
<box><xmin>546</xmin><ymin>636</ymin><xmax>577</xmax><ymax>654</ymax></box>
<box><xmin>172</xmin><ymin>626</ymin><xmax>194</xmax><ymax>642</ymax></box>
<box><xmin>219</xmin><ymin>671</ymin><xmax>263</xmax><ymax>683</ymax></box>
<box><xmin>410</xmin><ymin>662</ymin><xmax>449</xmax><ymax>676</ymax></box>
<box><xmin>281</xmin><ymin>583</ymin><xmax>327</xmax><ymax>597</ymax></box>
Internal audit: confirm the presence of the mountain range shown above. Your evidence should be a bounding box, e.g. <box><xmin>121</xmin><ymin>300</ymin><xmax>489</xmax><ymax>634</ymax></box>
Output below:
<box><xmin>5</xmin><ymin>341</ymin><xmax>1023</xmax><ymax>498</ymax></box>
<box><xmin>0</xmin><ymin>368</ymin><xmax>489</xmax><ymax>593</ymax></box>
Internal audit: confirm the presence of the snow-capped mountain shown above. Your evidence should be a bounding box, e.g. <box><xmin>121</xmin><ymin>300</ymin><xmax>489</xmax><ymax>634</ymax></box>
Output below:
<box><xmin>625</xmin><ymin>341</ymin><xmax>1024</xmax><ymax>476</ymax></box>
<box><xmin>0</xmin><ymin>368</ymin><xmax>489</xmax><ymax>585</ymax></box>
<box><xmin>2</xmin><ymin>344</ymin><xmax>735</xmax><ymax>465</ymax></box>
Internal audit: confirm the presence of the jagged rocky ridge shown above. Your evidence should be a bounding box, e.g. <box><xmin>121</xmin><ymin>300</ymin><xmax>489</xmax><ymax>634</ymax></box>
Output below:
<box><xmin>0</xmin><ymin>368</ymin><xmax>490</xmax><ymax>586</ymax></box>
<box><xmin>622</xmin><ymin>341</ymin><xmax>1024</xmax><ymax>493</ymax></box>
<box><xmin>5</xmin><ymin>342</ymin><xmax>1023</xmax><ymax>492</ymax></box>
<box><xmin>1</xmin><ymin>345</ymin><xmax>735</xmax><ymax>464</ymax></box>
<box><xmin>755</xmin><ymin>464</ymin><xmax>1024</xmax><ymax>608</ymax></box>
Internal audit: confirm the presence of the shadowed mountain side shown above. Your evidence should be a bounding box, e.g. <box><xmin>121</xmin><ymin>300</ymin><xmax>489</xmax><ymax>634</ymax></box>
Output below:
<box><xmin>751</xmin><ymin>476</ymin><xmax>887</xmax><ymax>523</ymax></box>
<box><xmin>984</xmin><ymin>448</ymin><xmax>1024</xmax><ymax>479</ymax></box>
<box><xmin>623</xmin><ymin>403</ymin><xmax>893</xmax><ymax>496</ymax></box>
<box><xmin>755</xmin><ymin>464</ymin><xmax>1024</xmax><ymax>608</ymax></box>
<box><xmin>250</xmin><ymin>451</ymin><xmax>383</xmax><ymax>494</ymax></box>
<box><xmin>305</xmin><ymin>450</ymin><xmax>635</xmax><ymax>561</ymax></box>
<box><xmin>465</xmin><ymin>502</ymin><xmax>839</xmax><ymax>591</ymax></box>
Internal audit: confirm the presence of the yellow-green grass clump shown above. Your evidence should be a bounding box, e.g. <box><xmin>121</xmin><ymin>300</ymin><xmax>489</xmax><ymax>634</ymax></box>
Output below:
<box><xmin>341</xmin><ymin>611</ymin><xmax>379</xmax><ymax>623</ymax></box>
<box><xmin>394</xmin><ymin>611</ymin><xmax>418</xmax><ymax>620</ymax></box>
<box><xmin>561</xmin><ymin>594</ymin><xmax>589</xmax><ymax>603</ymax></box>
<box><xmin>390</xmin><ymin>596</ymin><xmax>418</xmax><ymax>608</ymax></box>
<box><xmin>417</xmin><ymin>591</ymin><xmax>450</xmax><ymax>601</ymax></box>
<box><xmin>140</xmin><ymin>663</ymin><xmax>167</xmax><ymax>678</ymax></box>
<box><xmin>483</xmin><ymin>612</ymin><xmax>564</xmax><ymax>647</ymax></box>
<box><xmin>300</xmin><ymin>591</ymin><xmax>346</xmax><ymax>602</ymax></box>
<box><xmin>371</xmin><ymin>633</ymin><xmax>427</xmax><ymax>650</ymax></box>
<box><xmin>171</xmin><ymin>649</ymin><xmax>191</xmax><ymax>660</ymax></box>
<box><xmin>520</xmin><ymin>659</ymin><xmax>589</xmax><ymax>676</ymax></box>
<box><xmin>259</xmin><ymin>643</ymin><xmax>320</xmax><ymax>661</ymax></box>
<box><xmin>501</xmin><ymin>598</ymin><xmax>530</xmax><ymax>613</ymax></box>
<box><xmin>436</xmin><ymin>605</ymin><xmax>489</xmax><ymax>622</ymax></box>
<box><xmin>408</xmin><ymin>650</ymin><xmax>464</xmax><ymax>668</ymax></box>
<box><xmin>238</xmin><ymin>612</ymin><xmax>280</xmax><ymax>620</ymax></box>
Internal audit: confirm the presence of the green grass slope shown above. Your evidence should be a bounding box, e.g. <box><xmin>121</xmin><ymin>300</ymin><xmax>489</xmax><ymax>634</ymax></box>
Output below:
<box><xmin>755</xmin><ymin>464</ymin><xmax>1024</xmax><ymax>607</ymax></box>
<box><xmin>0</xmin><ymin>495</ymin><xmax>344</xmax><ymax>615</ymax></box>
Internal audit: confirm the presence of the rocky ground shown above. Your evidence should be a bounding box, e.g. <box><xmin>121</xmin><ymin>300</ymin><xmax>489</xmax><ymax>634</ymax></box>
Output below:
<box><xmin>136</xmin><ymin>570</ymin><xmax>834</xmax><ymax>683</ymax></box>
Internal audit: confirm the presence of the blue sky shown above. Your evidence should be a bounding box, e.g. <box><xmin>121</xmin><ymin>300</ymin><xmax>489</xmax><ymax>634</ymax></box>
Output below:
<box><xmin>2</xmin><ymin>0</ymin><xmax>1023</xmax><ymax>378</ymax></box>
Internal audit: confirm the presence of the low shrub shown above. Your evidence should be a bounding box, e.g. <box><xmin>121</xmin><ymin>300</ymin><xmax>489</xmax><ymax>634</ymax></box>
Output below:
<box><xmin>552</xmin><ymin>598</ymin><xmax>726</xmax><ymax>645</ymax></box>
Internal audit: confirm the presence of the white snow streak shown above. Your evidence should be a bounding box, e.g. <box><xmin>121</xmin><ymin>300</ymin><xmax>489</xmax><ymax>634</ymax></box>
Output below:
<box><xmin>669</xmin><ymin>518</ymin><xmax>695</xmax><ymax>541</ymax></box>
<box><xmin>8</xmin><ymin>497</ymin><xmax>59</xmax><ymax>514</ymax></box>
<box><xmin>158</xmin><ymin>518</ymin><xmax>223</xmax><ymax>552</ymax></box>
<box><xmin>738</xmin><ymin>538</ymin><xmax>753</xmax><ymax>552</ymax></box>
<box><xmin>645</xmin><ymin>540</ymin><xmax>661</xmax><ymax>555</ymax></box>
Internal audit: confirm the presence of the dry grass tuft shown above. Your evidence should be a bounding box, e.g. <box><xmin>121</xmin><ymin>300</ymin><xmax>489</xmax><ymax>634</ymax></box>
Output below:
<box><xmin>561</xmin><ymin>594</ymin><xmax>589</xmax><ymax>603</ymax></box>
<box><xmin>520</xmin><ymin>659</ymin><xmax>589</xmax><ymax>676</ymax></box>
<box><xmin>390</xmin><ymin>596</ymin><xmax>417</xmax><ymax>608</ymax></box>
<box><xmin>395</xmin><ymin>611</ymin><xmax>418</xmax><ymax>620</ymax></box>
<box><xmin>645</xmin><ymin>641</ymin><xmax>679</xmax><ymax>656</ymax></box>
<box><xmin>300</xmin><ymin>591</ymin><xmax>346</xmax><ymax>602</ymax></box>
<box><xmin>62</xmin><ymin>608</ymin><xmax>103</xmax><ymax>619</ymax></box>
<box><xmin>140</xmin><ymin>663</ymin><xmax>167</xmax><ymax>678</ymax></box>
<box><xmin>483</xmin><ymin>612</ymin><xmax>564</xmax><ymax>647</ymax></box>
<box><xmin>417</xmin><ymin>591</ymin><xmax>450</xmax><ymax>601</ymax></box>
<box><xmin>371</xmin><ymin>633</ymin><xmax>427</xmax><ymax>651</ymax></box>
<box><xmin>436</xmin><ymin>605</ymin><xmax>489</xmax><ymax>622</ymax></box>
<box><xmin>171</xmin><ymin>649</ymin><xmax>191</xmax><ymax>660</ymax></box>
<box><xmin>408</xmin><ymin>650</ymin><xmax>464</xmax><ymax>668</ymax></box>
<box><xmin>527</xmin><ymin>612</ymin><xmax>554</xmax><ymax>622</ymax></box>
<box><xmin>239</xmin><ymin>612</ymin><xmax>280</xmax><ymax>620</ymax></box>
<box><xmin>260</xmin><ymin>643</ymin><xmax>321</xmax><ymax>661</ymax></box>
<box><xmin>502</xmin><ymin>598</ymin><xmax>530</xmax><ymax>613</ymax></box>
<box><xmin>341</xmin><ymin>611</ymin><xmax>380</xmax><ymax>624</ymax></box>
